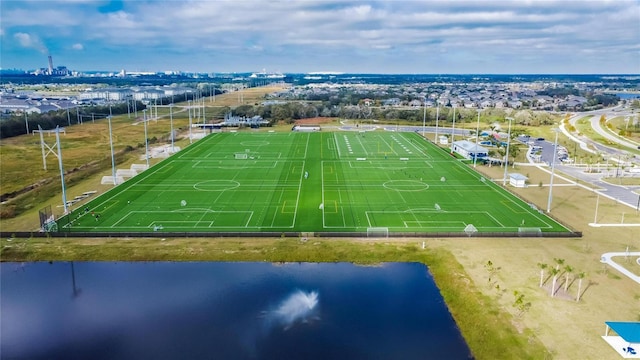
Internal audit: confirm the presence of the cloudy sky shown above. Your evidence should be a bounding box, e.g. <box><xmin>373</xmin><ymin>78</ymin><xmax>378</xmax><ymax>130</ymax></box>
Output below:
<box><xmin>1</xmin><ymin>0</ymin><xmax>639</xmax><ymax>74</ymax></box>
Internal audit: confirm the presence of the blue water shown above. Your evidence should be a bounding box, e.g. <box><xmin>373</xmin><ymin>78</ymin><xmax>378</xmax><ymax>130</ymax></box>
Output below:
<box><xmin>1</xmin><ymin>262</ymin><xmax>472</xmax><ymax>359</ymax></box>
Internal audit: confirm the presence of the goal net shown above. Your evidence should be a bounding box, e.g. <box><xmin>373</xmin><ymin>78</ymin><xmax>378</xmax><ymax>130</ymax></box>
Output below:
<box><xmin>518</xmin><ymin>227</ymin><xmax>542</xmax><ymax>237</ymax></box>
<box><xmin>367</xmin><ymin>227</ymin><xmax>389</xmax><ymax>238</ymax></box>
<box><xmin>38</xmin><ymin>205</ymin><xmax>56</xmax><ymax>232</ymax></box>
<box><xmin>101</xmin><ymin>175</ymin><xmax>125</xmax><ymax>185</ymax></box>
<box><xmin>235</xmin><ymin>153</ymin><xmax>248</xmax><ymax>159</ymax></box>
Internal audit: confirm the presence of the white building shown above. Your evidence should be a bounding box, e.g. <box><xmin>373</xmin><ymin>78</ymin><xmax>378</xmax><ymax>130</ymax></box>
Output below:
<box><xmin>451</xmin><ymin>140</ymin><xmax>489</xmax><ymax>160</ymax></box>
<box><xmin>509</xmin><ymin>173</ymin><xmax>528</xmax><ymax>188</ymax></box>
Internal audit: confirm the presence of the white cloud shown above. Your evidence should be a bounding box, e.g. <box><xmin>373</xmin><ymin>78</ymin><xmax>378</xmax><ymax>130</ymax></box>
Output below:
<box><xmin>72</xmin><ymin>43</ymin><xmax>84</xmax><ymax>50</ymax></box>
<box><xmin>1</xmin><ymin>0</ymin><xmax>638</xmax><ymax>73</ymax></box>
<box><xmin>14</xmin><ymin>32</ymin><xmax>48</xmax><ymax>53</ymax></box>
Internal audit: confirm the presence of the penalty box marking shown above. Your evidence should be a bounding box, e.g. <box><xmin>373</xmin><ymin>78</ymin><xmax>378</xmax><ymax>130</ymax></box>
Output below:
<box><xmin>113</xmin><ymin>210</ymin><xmax>256</xmax><ymax>229</ymax></box>
<box><xmin>344</xmin><ymin>160</ymin><xmax>435</xmax><ymax>170</ymax></box>
<box><xmin>362</xmin><ymin>210</ymin><xmax>506</xmax><ymax>229</ymax></box>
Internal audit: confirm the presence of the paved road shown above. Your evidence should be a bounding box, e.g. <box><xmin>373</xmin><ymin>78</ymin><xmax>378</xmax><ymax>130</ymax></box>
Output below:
<box><xmin>564</xmin><ymin>107</ymin><xmax>640</xmax><ymax>165</ymax></box>
<box><xmin>517</xmin><ymin>135</ymin><xmax>640</xmax><ymax>210</ymax></box>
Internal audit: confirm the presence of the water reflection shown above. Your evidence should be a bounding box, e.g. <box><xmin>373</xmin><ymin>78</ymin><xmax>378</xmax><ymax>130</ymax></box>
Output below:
<box><xmin>1</xmin><ymin>262</ymin><xmax>472</xmax><ymax>359</ymax></box>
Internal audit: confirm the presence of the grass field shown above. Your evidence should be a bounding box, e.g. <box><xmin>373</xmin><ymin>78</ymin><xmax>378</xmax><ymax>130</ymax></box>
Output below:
<box><xmin>56</xmin><ymin>131</ymin><xmax>571</xmax><ymax>234</ymax></box>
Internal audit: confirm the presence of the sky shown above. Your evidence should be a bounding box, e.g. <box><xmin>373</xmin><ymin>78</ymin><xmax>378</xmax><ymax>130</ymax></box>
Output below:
<box><xmin>1</xmin><ymin>0</ymin><xmax>639</xmax><ymax>74</ymax></box>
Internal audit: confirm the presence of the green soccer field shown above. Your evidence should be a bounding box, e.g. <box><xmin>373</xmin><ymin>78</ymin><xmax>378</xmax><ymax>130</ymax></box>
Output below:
<box><xmin>58</xmin><ymin>131</ymin><xmax>571</xmax><ymax>235</ymax></box>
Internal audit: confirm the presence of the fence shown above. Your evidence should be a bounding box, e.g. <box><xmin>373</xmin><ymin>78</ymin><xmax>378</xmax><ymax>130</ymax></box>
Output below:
<box><xmin>1</xmin><ymin>230</ymin><xmax>582</xmax><ymax>239</ymax></box>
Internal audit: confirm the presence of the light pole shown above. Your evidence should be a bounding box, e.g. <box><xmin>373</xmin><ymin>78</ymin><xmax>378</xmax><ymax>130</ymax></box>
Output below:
<box><xmin>593</xmin><ymin>193</ymin><xmax>600</xmax><ymax>224</ymax></box>
<box><xmin>188</xmin><ymin>100</ymin><xmax>193</xmax><ymax>144</ymax></box>
<box><xmin>434</xmin><ymin>104</ymin><xmax>440</xmax><ymax>143</ymax></box>
<box><xmin>169</xmin><ymin>104</ymin><xmax>174</xmax><ymax>153</ymax></box>
<box><xmin>108</xmin><ymin>106</ymin><xmax>116</xmax><ymax>185</ymax></box>
<box><xmin>546</xmin><ymin>129</ymin><xmax>560</xmax><ymax>213</ymax></box>
<box><xmin>202</xmin><ymin>95</ymin><xmax>206</xmax><ymax>123</ymax></box>
<box><xmin>502</xmin><ymin>117</ymin><xmax>513</xmax><ymax>186</ymax></box>
<box><xmin>24</xmin><ymin>112</ymin><xmax>29</xmax><ymax>134</ymax></box>
<box><xmin>143</xmin><ymin>109</ymin><xmax>149</xmax><ymax>168</ymax></box>
<box><xmin>450</xmin><ymin>106</ymin><xmax>456</xmax><ymax>153</ymax></box>
<box><xmin>422</xmin><ymin>97</ymin><xmax>427</xmax><ymax>138</ymax></box>
<box><xmin>473</xmin><ymin>107</ymin><xmax>481</xmax><ymax>168</ymax></box>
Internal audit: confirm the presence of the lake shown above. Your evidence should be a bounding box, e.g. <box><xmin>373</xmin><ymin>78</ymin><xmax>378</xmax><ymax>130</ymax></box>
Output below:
<box><xmin>1</xmin><ymin>262</ymin><xmax>472</xmax><ymax>359</ymax></box>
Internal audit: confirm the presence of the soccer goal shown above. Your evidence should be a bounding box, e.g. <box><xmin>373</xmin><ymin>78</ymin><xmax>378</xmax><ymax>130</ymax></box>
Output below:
<box><xmin>235</xmin><ymin>153</ymin><xmax>248</xmax><ymax>159</ymax></box>
<box><xmin>101</xmin><ymin>175</ymin><xmax>125</xmax><ymax>185</ymax></box>
<box><xmin>367</xmin><ymin>227</ymin><xmax>389</xmax><ymax>238</ymax></box>
<box><xmin>518</xmin><ymin>227</ymin><xmax>542</xmax><ymax>237</ymax></box>
<box><xmin>464</xmin><ymin>224</ymin><xmax>478</xmax><ymax>237</ymax></box>
<box><xmin>38</xmin><ymin>205</ymin><xmax>56</xmax><ymax>232</ymax></box>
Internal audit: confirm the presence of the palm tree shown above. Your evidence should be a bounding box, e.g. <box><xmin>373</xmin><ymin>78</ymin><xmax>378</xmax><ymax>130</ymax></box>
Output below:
<box><xmin>554</xmin><ymin>258</ymin><xmax>565</xmax><ymax>271</ymax></box>
<box><xmin>576</xmin><ymin>272</ymin><xmax>586</xmax><ymax>302</ymax></box>
<box><xmin>564</xmin><ymin>265</ymin><xmax>574</xmax><ymax>292</ymax></box>
<box><xmin>549</xmin><ymin>268</ymin><xmax>560</xmax><ymax>297</ymax></box>
<box><xmin>537</xmin><ymin>262</ymin><xmax>548</xmax><ymax>287</ymax></box>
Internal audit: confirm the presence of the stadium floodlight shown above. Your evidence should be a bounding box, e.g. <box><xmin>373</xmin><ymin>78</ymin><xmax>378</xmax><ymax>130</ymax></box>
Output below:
<box><xmin>170</xmin><ymin>104</ymin><xmax>174</xmax><ymax>152</ymax></box>
<box><xmin>434</xmin><ymin>104</ymin><xmax>440</xmax><ymax>143</ymax></box>
<box><xmin>422</xmin><ymin>96</ymin><xmax>427</xmax><ymax>137</ymax></box>
<box><xmin>108</xmin><ymin>106</ymin><xmax>116</xmax><ymax>185</ymax></box>
<box><xmin>188</xmin><ymin>100</ymin><xmax>193</xmax><ymax>144</ymax></box>
<box><xmin>450</xmin><ymin>106</ymin><xmax>456</xmax><ymax>153</ymax></box>
<box><xmin>474</xmin><ymin>107</ymin><xmax>481</xmax><ymax>168</ymax></box>
<box><xmin>55</xmin><ymin>126</ymin><xmax>68</xmax><ymax>213</ymax></box>
<box><xmin>502</xmin><ymin>117</ymin><xmax>513</xmax><ymax>186</ymax></box>
<box><xmin>202</xmin><ymin>95</ymin><xmax>206</xmax><ymax>123</ymax></box>
<box><xmin>547</xmin><ymin>128</ymin><xmax>560</xmax><ymax>213</ymax></box>
<box><xmin>143</xmin><ymin>109</ymin><xmax>149</xmax><ymax>168</ymax></box>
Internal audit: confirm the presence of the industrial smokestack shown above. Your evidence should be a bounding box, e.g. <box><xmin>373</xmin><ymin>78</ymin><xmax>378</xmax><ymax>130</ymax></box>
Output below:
<box><xmin>48</xmin><ymin>55</ymin><xmax>53</xmax><ymax>75</ymax></box>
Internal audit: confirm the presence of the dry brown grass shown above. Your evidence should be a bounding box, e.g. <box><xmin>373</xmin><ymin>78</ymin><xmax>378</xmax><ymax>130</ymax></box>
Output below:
<box><xmin>448</xmin><ymin>164</ymin><xmax>639</xmax><ymax>359</ymax></box>
<box><xmin>0</xmin><ymin>86</ymin><xmax>286</xmax><ymax>217</ymax></box>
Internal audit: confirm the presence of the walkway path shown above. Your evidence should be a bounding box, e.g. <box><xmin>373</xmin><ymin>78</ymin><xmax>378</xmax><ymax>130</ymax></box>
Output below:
<box><xmin>600</xmin><ymin>252</ymin><xmax>640</xmax><ymax>285</ymax></box>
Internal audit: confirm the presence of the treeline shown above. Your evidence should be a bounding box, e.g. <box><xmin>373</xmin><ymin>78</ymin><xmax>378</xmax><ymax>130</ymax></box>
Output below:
<box><xmin>230</xmin><ymin>101</ymin><xmax>515</xmax><ymax>125</ymax></box>
<box><xmin>0</xmin><ymin>102</ymin><xmax>144</xmax><ymax>139</ymax></box>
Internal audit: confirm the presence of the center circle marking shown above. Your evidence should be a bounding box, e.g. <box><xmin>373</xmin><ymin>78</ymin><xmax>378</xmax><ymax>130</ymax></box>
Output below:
<box><xmin>193</xmin><ymin>180</ymin><xmax>240</xmax><ymax>191</ymax></box>
<box><xmin>383</xmin><ymin>180</ymin><xmax>429</xmax><ymax>192</ymax></box>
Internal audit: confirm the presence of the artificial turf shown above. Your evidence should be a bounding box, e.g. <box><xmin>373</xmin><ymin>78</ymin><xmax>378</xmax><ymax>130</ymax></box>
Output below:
<box><xmin>57</xmin><ymin>131</ymin><xmax>570</xmax><ymax>234</ymax></box>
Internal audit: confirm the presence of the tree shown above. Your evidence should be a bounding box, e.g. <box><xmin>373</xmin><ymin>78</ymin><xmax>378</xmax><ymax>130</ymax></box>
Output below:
<box><xmin>484</xmin><ymin>260</ymin><xmax>500</xmax><ymax>287</ymax></box>
<box><xmin>537</xmin><ymin>262</ymin><xmax>548</xmax><ymax>287</ymax></box>
<box><xmin>575</xmin><ymin>271</ymin><xmax>586</xmax><ymax>301</ymax></box>
<box><xmin>563</xmin><ymin>265</ymin><xmax>574</xmax><ymax>292</ymax></box>
<box><xmin>512</xmin><ymin>290</ymin><xmax>531</xmax><ymax>318</ymax></box>
<box><xmin>549</xmin><ymin>268</ymin><xmax>560</xmax><ymax>297</ymax></box>
<box><xmin>554</xmin><ymin>258</ymin><xmax>565</xmax><ymax>271</ymax></box>
<box><xmin>509</xmin><ymin>143</ymin><xmax>521</xmax><ymax>168</ymax></box>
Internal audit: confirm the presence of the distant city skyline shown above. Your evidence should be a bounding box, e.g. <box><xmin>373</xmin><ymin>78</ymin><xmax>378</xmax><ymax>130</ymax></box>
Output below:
<box><xmin>1</xmin><ymin>0</ymin><xmax>639</xmax><ymax>74</ymax></box>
